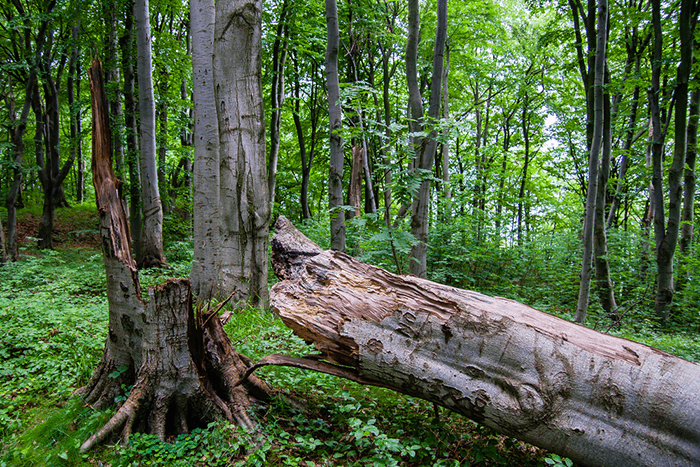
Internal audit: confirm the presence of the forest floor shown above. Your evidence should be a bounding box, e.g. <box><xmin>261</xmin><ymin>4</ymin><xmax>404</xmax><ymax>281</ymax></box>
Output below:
<box><xmin>2</xmin><ymin>204</ymin><xmax>693</xmax><ymax>467</ymax></box>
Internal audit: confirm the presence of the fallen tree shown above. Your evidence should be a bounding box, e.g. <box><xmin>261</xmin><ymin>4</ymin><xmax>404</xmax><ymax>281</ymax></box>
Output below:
<box><xmin>267</xmin><ymin>216</ymin><xmax>700</xmax><ymax>467</ymax></box>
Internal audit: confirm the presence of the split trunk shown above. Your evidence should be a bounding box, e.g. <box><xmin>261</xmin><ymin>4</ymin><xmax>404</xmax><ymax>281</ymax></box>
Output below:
<box><xmin>79</xmin><ymin>59</ymin><xmax>275</xmax><ymax>451</ymax></box>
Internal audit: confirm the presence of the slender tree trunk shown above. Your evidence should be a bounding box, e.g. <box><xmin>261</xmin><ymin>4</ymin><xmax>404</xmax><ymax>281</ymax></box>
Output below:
<box><xmin>37</xmin><ymin>42</ymin><xmax>74</xmax><ymax>250</ymax></box>
<box><xmin>190</xmin><ymin>0</ymin><xmax>220</xmax><ymax>300</ymax></box>
<box><xmin>157</xmin><ymin>105</ymin><xmax>169</xmax><ymax>212</ymax></box>
<box><xmin>517</xmin><ymin>95</ymin><xmax>530</xmax><ymax>247</ymax></box>
<box><xmin>67</xmin><ymin>24</ymin><xmax>82</xmax><ymax>205</ymax></box>
<box><xmin>267</xmin><ymin>0</ymin><xmax>289</xmax><ymax>208</ymax></box>
<box><xmin>0</xmin><ymin>214</ymin><xmax>7</xmax><ymax>264</ymax></box>
<box><xmin>121</xmin><ymin>0</ymin><xmax>143</xmax><ymax>260</ymax></box>
<box><xmin>407</xmin><ymin>0</ymin><xmax>446</xmax><ymax>278</ymax></box>
<box><xmin>349</xmin><ymin>145</ymin><xmax>363</xmax><ymax>218</ymax></box>
<box><xmin>606</xmin><ymin>81</ymin><xmax>641</xmax><ymax>229</ymax></box>
<box><xmin>679</xmin><ymin>89</ymin><xmax>699</xmax><ymax>255</ymax></box>
<box><xmin>440</xmin><ymin>41</ymin><xmax>451</xmax><ymax>221</ymax></box>
<box><xmin>594</xmin><ymin>90</ymin><xmax>618</xmax><ymax>318</ymax></box>
<box><xmin>214</xmin><ymin>0</ymin><xmax>271</xmax><ymax>307</ymax></box>
<box><xmin>76</xmin><ymin>56</ymin><xmax>85</xmax><ymax>204</ymax></box>
<box><xmin>326</xmin><ymin>0</ymin><xmax>346</xmax><ymax>252</ymax></box>
<box><xmin>379</xmin><ymin>40</ymin><xmax>394</xmax><ymax>226</ymax></box>
<box><xmin>134</xmin><ymin>0</ymin><xmax>167</xmax><ymax>268</ymax></box>
<box><xmin>6</xmin><ymin>77</ymin><xmax>35</xmax><ymax>261</ymax></box>
<box><xmin>106</xmin><ymin>0</ymin><xmax>125</xmax><ymax>176</ymax></box>
<box><xmin>652</xmin><ymin>0</ymin><xmax>693</xmax><ymax>323</ymax></box>
<box><xmin>575</xmin><ymin>0</ymin><xmax>608</xmax><ymax>324</ymax></box>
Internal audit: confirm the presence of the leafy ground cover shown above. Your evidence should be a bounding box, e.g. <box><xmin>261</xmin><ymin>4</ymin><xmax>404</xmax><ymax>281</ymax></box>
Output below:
<box><xmin>1</xmin><ymin>207</ymin><xmax>697</xmax><ymax>466</ymax></box>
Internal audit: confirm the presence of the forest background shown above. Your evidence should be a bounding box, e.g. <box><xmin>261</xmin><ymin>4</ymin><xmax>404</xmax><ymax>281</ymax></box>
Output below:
<box><xmin>1</xmin><ymin>0</ymin><xmax>699</xmax><ymax>464</ymax></box>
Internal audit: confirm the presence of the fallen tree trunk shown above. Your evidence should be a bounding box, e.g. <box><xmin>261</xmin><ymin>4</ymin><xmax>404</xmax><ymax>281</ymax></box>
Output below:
<box><xmin>269</xmin><ymin>216</ymin><xmax>700</xmax><ymax>467</ymax></box>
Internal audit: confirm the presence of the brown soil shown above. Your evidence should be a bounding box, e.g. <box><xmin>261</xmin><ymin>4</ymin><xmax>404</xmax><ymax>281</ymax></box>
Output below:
<box><xmin>4</xmin><ymin>207</ymin><xmax>101</xmax><ymax>250</ymax></box>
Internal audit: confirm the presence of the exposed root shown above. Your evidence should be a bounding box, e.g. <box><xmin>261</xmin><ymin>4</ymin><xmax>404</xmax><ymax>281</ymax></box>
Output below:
<box><xmin>80</xmin><ymin>376</ymin><xmax>148</xmax><ymax>452</ymax></box>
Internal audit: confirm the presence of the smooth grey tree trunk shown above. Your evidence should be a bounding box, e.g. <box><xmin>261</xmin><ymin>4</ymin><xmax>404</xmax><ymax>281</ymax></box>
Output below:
<box><xmin>134</xmin><ymin>0</ymin><xmax>167</xmax><ymax>268</ymax></box>
<box><xmin>680</xmin><ymin>89</ymin><xmax>699</xmax><ymax>255</ymax></box>
<box><xmin>326</xmin><ymin>0</ymin><xmax>346</xmax><ymax>252</ymax></box>
<box><xmin>575</xmin><ymin>0</ymin><xmax>607</xmax><ymax>324</ymax></box>
<box><xmin>6</xmin><ymin>77</ymin><xmax>35</xmax><ymax>261</ymax></box>
<box><xmin>652</xmin><ymin>0</ymin><xmax>693</xmax><ymax>322</ymax></box>
<box><xmin>268</xmin><ymin>216</ymin><xmax>700</xmax><ymax>467</ymax></box>
<box><xmin>440</xmin><ymin>42</ymin><xmax>451</xmax><ymax>220</ymax></box>
<box><xmin>267</xmin><ymin>0</ymin><xmax>289</xmax><ymax>209</ymax></box>
<box><xmin>0</xmin><ymin>215</ymin><xmax>8</xmax><ymax>264</ymax></box>
<box><xmin>593</xmin><ymin>91</ymin><xmax>617</xmax><ymax>318</ymax></box>
<box><xmin>406</xmin><ymin>0</ymin><xmax>446</xmax><ymax>278</ymax></box>
<box><xmin>121</xmin><ymin>0</ymin><xmax>143</xmax><ymax>261</ymax></box>
<box><xmin>214</xmin><ymin>0</ymin><xmax>271</xmax><ymax>307</ymax></box>
<box><xmin>189</xmin><ymin>0</ymin><xmax>220</xmax><ymax>300</ymax></box>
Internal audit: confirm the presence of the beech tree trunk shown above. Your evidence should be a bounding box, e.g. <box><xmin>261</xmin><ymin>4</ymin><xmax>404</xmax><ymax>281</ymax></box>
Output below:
<box><xmin>575</xmin><ymin>0</ymin><xmax>607</xmax><ymax>324</ymax></box>
<box><xmin>680</xmin><ymin>88</ymin><xmax>699</xmax><ymax>254</ymax></box>
<box><xmin>134</xmin><ymin>0</ymin><xmax>167</xmax><ymax>268</ymax></box>
<box><xmin>0</xmin><ymin>215</ymin><xmax>8</xmax><ymax>264</ymax></box>
<box><xmin>79</xmin><ymin>58</ymin><xmax>275</xmax><ymax>452</ymax></box>
<box><xmin>267</xmin><ymin>0</ymin><xmax>289</xmax><ymax>208</ymax></box>
<box><xmin>326</xmin><ymin>0</ymin><xmax>346</xmax><ymax>252</ymax></box>
<box><xmin>268</xmin><ymin>216</ymin><xmax>700</xmax><ymax>467</ymax></box>
<box><xmin>119</xmin><ymin>0</ymin><xmax>143</xmax><ymax>261</ymax></box>
<box><xmin>190</xmin><ymin>0</ymin><xmax>221</xmax><ymax>300</ymax></box>
<box><xmin>593</xmin><ymin>91</ymin><xmax>617</xmax><ymax>318</ymax></box>
<box><xmin>213</xmin><ymin>0</ymin><xmax>271</xmax><ymax>307</ymax></box>
<box><xmin>406</xmin><ymin>0</ymin><xmax>446</xmax><ymax>278</ymax></box>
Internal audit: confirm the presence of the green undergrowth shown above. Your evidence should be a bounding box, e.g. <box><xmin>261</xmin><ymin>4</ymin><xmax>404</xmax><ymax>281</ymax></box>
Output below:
<box><xmin>2</xmin><ymin>219</ymin><xmax>698</xmax><ymax>466</ymax></box>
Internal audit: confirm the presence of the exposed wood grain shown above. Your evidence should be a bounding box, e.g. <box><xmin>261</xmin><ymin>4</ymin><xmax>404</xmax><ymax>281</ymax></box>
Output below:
<box><xmin>269</xmin><ymin>216</ymin><xmax>700</xmax><ymax>467</ymax></box>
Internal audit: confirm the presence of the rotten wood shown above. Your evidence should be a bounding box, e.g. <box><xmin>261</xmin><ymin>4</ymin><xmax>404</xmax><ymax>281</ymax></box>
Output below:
<box><xmin>269</xmin><ymin>215</ymin><xmax>700</xmax><ymax>467</ymax></box>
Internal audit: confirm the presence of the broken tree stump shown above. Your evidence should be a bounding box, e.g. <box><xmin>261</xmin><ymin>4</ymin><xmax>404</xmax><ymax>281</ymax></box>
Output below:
<box><xmin>78</xmin><ymin>58</ymin><xmax>278</xmax><ymax>452</ymax></box>
<box><xmin>269</xmin><ymin>216</ymin><xmax>700</xmax><ymax>467</ymax></box>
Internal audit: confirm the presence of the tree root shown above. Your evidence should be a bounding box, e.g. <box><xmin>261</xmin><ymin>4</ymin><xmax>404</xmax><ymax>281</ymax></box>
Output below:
<box><xmin>78</xmin><ymin>280</ymin><xmax>283</xmax><ymax>452</ymax></box>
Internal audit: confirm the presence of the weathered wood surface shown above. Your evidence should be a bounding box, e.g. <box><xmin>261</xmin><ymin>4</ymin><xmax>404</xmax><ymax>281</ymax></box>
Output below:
<box><xmin>269</xmin><ymin>216</ymin><xmax>700</xmax><ymax>467</ymax></box>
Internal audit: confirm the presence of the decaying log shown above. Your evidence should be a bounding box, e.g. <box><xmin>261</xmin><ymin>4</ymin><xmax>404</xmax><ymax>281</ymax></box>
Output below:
<box><xmin>269</xmin><ymin>216</ymin><xmax>700</xmax><ymax>467</ymax></box>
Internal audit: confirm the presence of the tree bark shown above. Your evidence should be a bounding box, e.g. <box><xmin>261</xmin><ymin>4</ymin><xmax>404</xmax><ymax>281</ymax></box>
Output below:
<box><xmin>405</xmin><ymin>0</ymin><xmax>446</xmax><ymax>278</ymax></box>
<box><xmin>213</xmin><ymin>0</ymin><xmax>271</xmax><ymax>307</ymax></box>
<box><xmin>79</xmin><ymin>58</ymin><xmax>276</xmax><ymax>452</ymax></box>
<box><xmin>593</xmin><ymin>90</ymin><xmax>617</xmax><ymax>318</ymax></box>
<box><xmin>190</xmin><ymin>0</ymin><xmax>221</xmax><ymax>300</ymax></box>
<box><xmin>267</xmin><ymin>0</ymin><xmax>289</xmax><ymax>209</ymax></box>
<box><xmin>348</xmin><ymin>145</ymin><xmax>363</xmax><ymax>218</ymax></box>
<box><xmin>517</xmin><ymin>94</ymin><xmax>530</xmax><ymax>247</ymax></box>
<box><xmin>0</xmin><ymin>214</ymin><xmax>8</xmax><ymax>264</ymax></box>
<box><xmin>680</xmin><ymin>89</ymin><xmax>699</xmax><ymax>255</ymax></box>
<box><xmin>575</xmin><ymin>0</ymin><xmax>607</xmax><ymax>324</ymax></box>
<box><xmin>5</xmin><ymin>76</ymin><xmax>35</xmax><ymax>261</ymax></box>
<box><xmin>134</xmin><ymin>0</ymin><xmax>167</xmax><ymax>268</ymax></box>
<box><xmin>652</xmin><ymin>0</ymin><xmax>693</xmax><ymax>322</ymax></box>
<box><xmin>121</xmin><ymin>0</ymin><xmax>143</xmax><ymax>261</ymax></box>
<box><xmin>326</xmin><ymin>0</ymin><xmax>346</xmax><ymax>252</ymax></box>
<box><xmin>440</xmin><ymin>41</ymin><xmax>451</xmax><ymax>221</ymax></box>
<box><xmin>268</xmin><ymin>216</ymin><xmax>700</xmax><ymax>467</ymax></box>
